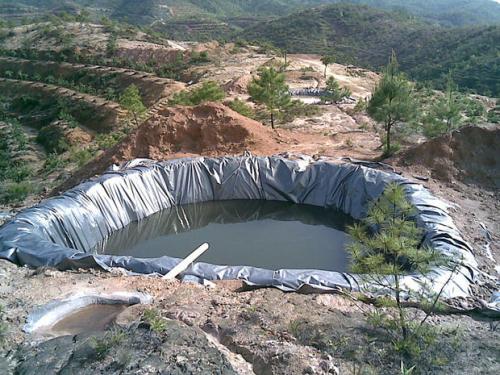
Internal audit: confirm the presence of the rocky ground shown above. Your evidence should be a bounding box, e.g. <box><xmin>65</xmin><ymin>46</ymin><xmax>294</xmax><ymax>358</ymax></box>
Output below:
<box><xmin>0</xmin><ymin>260</ymin><xmax>498</xmax><ymax>374</ymax></box>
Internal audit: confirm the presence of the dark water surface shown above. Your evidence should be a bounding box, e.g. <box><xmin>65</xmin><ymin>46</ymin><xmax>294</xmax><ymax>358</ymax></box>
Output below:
<box><xmin>94</xmin><ymin>200</ymin><xmax>354</xmax><ymax>272</ymax></box>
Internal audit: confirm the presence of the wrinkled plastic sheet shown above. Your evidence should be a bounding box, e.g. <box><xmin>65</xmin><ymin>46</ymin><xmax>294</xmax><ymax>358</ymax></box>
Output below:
<box><xmin>0</xmin><ymin>156</ymin><xmax>477</xmax><ymax>297</ymax></box>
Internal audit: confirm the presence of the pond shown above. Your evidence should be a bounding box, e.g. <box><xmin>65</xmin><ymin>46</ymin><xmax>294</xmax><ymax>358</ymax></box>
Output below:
<box><xmin>94</xmin><ymin>200</ymin><xmax>354</xmax><ymax>272</ymax></box>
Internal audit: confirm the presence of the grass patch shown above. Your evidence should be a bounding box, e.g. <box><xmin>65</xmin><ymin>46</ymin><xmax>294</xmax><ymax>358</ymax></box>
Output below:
<box><xmin>0</xmin><ymin>181</ymin><xmax>33</xmax><ymax>204</ymax></box>
<box><xmin>69</xmin><ymin>147</ymin><xmax>95</xmax><ymax>167</ymax></box>
<box><xmin>43</xmin><ymin>153</ymin><xmax>68</xmax><ymax>173</ymax></box>
<box><xmin>227</xmin><ymin>99</ymin><xmax>255</xmax><ymax>119</ymax></box>
<box><xmin>169</xmin><ymin>81</ymin><xmax>225</xmax><ymax>106</ymax></box>
<box><xmin>91</xmin><ymin>329</ymin><xmax>126</xmax><ymax>361</ymax></box>
<box><xmin>280</xmin><ymin>100</ymin><xmax>322</xmax><ymax>123</ymax></box>
<box><xmin>143</xmin><ymin>309</ymin><xmax>167</xmax><ymax>334</ymax></box>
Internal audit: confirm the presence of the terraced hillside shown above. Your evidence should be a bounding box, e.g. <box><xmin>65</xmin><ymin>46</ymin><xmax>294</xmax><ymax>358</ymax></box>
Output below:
<box><xmin>0</xmin><ymin>24</ymin><xmax>187</xmax><ymax>207</ymax></box>
<box><xmin>0</xmin><ymin>57</ymin><xmax>184</xmax><ymax>106</ymax></box>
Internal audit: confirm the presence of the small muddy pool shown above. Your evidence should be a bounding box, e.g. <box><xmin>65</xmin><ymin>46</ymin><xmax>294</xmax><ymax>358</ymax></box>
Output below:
<box><xmin>93</xmin><ymin>200</ymin><xmax>355</xmax><ymax>272</ymax></box>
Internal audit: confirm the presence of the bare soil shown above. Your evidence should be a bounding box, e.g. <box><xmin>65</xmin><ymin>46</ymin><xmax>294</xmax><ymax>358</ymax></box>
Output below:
<box><xmin>1</xmin><ymin>262</ymin><xmax>498</xmax><ymax>374</ymax></box>
<box><xmin>394</xmin><ymin>125</ymin><xmax>500</xmax><ymax>190</ymax></box>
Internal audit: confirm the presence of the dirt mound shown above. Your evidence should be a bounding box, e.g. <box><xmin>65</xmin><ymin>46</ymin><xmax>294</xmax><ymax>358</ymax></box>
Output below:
<box><xmin>224</xmin><ymin>74</ymin><xmax>253</xmax><ymax>95</ymax></box>
<box><xmin>396</xmin><ymin>125</ymin><xmax>500</xmax><ymax>189</ymax></box>
<box><xmin>112</xmin><ymin>102</ymin><xmax>280</xmax><ymax>160</ymax></box>
<box><xmin>53</xmin><ymin>103</ymin><xmax>282</xmax><ymax>193</ymax></box>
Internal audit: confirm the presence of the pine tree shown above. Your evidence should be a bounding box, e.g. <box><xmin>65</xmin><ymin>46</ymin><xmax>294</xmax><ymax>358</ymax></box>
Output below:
<box><xmin>322</xmin><ymin>76</ymin><xmax>351</xmax><ymax>103</ymax></box>
<box><xmin>320</xmin><ymin>55</ymin><xmax>335</xmax><ymax>78</ymax></box>
<box><xmin>423</xmin><ymin>73</ymin><xmax>463</xmax><ymax>138</ymax></box>
<box><xmin>248</xmin><ymin>67</ymin><xmax>291</xmax><ymax>129</ymax></box>
<box><xmin>367</xmin><ymin>52</ymin><xmax>416</xmax><ymax>155</ymax></box>
<box><xmin>119</xmin><ymin>84</ymin><xmax>146</xmax><ymax>127</ymax></box>
<box><xmin>347</xmin><ymin>182</ymin><xmax>458</xmax><ymax>358</ymax></box>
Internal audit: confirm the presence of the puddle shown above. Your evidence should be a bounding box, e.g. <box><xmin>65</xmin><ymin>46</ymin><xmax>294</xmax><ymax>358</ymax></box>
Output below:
<box><xmin>93</xmin><ymin>200</ymin><xmax>355</xmax><ymax>272</ymax></box>
<box><xmin>26</xmin><ymin>292</ymin><xmax>152</xmax><ymax>339</ymax></box>
<box><xmin>37</xmin><ymin>304</ymin><xmax>128</xmax><ymax>337</ymax></box>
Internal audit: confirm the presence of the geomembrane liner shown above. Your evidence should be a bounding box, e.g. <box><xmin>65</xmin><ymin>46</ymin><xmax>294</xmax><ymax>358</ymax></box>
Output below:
<box><xmin>0</xmin><ymin>156</ymin><xmax>477</xmax><ymax>297</ymax></box>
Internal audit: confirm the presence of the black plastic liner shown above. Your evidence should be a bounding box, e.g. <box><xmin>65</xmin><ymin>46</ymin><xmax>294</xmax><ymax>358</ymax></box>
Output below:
<box><xmin>0</xmin><ymin>156</ymin><xmax>477</xmax><ymax>297</ymax></box>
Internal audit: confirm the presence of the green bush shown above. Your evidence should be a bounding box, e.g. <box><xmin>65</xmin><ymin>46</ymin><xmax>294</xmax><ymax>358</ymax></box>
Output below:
<box><xmin>10</xmin><ymin>121</ymin><xmax>28</xmax><ymax>150</ymax></box>
<box><xmin>280</xmin><ymin>100</ymin><xmax>321</xmax><ymax>123</ymax></box>
<box><xmin>43</xmin><ymin>153</ymin><xmax>67</xmax><ymax>173</ymax></box>
<box><xmin>95</xmin><ymin>132</ymin><xmax>125</xmax><ymax>150</ymax></box>
<box><xmin>7</xmin><ymin>163</ymin><xmax>32</xmax><ymax>183</ymax></box>
<box><xmin>143</xmin><ymin>309</ymin><xmax>167</xmax><ymax>334</ymax></box>
<box><xmin>0</xmin><ymin>182</ymin><xmax>33</xmax><ymax>204</ymax></box>
<box><xmin>227</xmin><ymin>99</ymin><xmax>255</xmax><ymax>119</ymax></box>
<box><xmin>70</xmin><ymin>148</ymin><xmax>94</xmax><ymax>167</ymax></box>
<box><xmin>348</xmin><ymin>183</ymin><xmax>461</xmax><ymax>371</ymax></box>
<box><xmin>190</xmin><ymin>51</ymin><xmax>210</xmax><ymax>64</ymax></box>
<box><xmin>91</xmin><ymin>329</ymin><xmax>126</xmax><ymax>361</ymax></box>
<box><xmin>321</xmin><ymin>76</ymin><xmax>352</xmax><ymax>103</ymax></box>
<box><xmin>169</xmin><ymin>81</ymin><xmax>225</xmax><ymax>106</ymax></box>
<box><xmin>58</xmin><ymin>109</ymin><xmax>79</xmax><ymax>128</ymax></box>
<box><xmin>37</xmin><ymin>125</ymin><xmax>69</xmax><ymax>154</ymax></box>
<box><xmin>487</xmin><ymin>105</ymin><xmax>499</xmax><ymax>123</ymax></box>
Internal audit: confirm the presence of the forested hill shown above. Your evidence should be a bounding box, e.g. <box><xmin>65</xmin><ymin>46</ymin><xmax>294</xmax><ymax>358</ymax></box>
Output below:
<box><xmin>240</xmin><ymin>4</ymin><xmax>500</xmax><ymax>96</ymax></box>
<box><xmin>324</xmin><ymin>0</ymin><xmax>500</xmax><ymax>26</ymax></box>
<box><xmin>2</xmin><ymin>0</ymin><xmax>500</xmax><ymax>27</ymax></box>
<box><xmin>1</xmin><ymin>1</ymin><xmax>498</xmax><ymax>94</ymax></box>
<box><xmin>111</xmin><ymin>0</ymin><xmax>500</xmax><ymax>26</ymax></box>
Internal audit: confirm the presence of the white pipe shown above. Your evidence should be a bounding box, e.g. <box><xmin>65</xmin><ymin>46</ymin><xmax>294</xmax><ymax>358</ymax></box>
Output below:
<box><xmin>163</xmin><ymin>243</ymin><xmax>210</xmax><ymax>280</ymax></box>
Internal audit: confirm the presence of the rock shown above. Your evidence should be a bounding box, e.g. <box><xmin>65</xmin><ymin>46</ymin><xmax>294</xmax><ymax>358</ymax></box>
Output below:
<box><xmin>14</xmin><ymin>323</ymin><xmax>238</xmax><ymax>374</ymax></box>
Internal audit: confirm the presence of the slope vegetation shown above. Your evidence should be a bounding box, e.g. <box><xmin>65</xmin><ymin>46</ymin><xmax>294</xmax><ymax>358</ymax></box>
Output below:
<box><xmin>240</xmin><ymin>4</ymin><xmax>500</xmax><ymax>95</ymax></box>
<box><xmin>4</xmin><ymin>0</ymin><xmax>500</xmax><ymax>26</ymax></box>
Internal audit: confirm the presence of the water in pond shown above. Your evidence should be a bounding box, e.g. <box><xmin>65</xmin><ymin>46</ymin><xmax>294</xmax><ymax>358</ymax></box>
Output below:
<box><xmin>94</xmin><ymin>200</ymin><xmax>355</xmax><ymax>272</ymax></box>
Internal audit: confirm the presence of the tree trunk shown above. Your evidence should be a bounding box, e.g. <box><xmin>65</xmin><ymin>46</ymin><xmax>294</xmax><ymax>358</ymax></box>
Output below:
<box><xmin>386</xmin><ymin>121</ymin><xmax>392</xmax><ymax>154</ymax></box>
<box><xmin>324</xmin><ymin>65</ymin><xmax>327</xmax><ymax>78</ymax></box>
<box><xmin>132</xmin><ymin>111</ymin><xmax>139</xmax><ymax>127</ymax></box>
<box><xmin>270</xmin><ymin>112</ymin><xmax>275</xmax><ymax>129</ymax></box>
<box><xmin>394</xmin><ymin>275</ymin><xmax>408</xmax><ymax>340</ymax></box>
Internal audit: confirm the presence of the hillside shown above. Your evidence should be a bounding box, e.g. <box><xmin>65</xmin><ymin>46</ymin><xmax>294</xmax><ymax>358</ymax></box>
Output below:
<box><xmin>1</xmin><ymin>0</ymin><xmax>500</xmax><ymax>27</ymax></box>
<box><xmin>240</xmin><ymin>4</ymin><xmax>500</xmax><ymax>96</ymax></box>
<box><xmin>326</xmin><ymin>0</ymin><xmax>500</xmax><ymax>26</ymax></box>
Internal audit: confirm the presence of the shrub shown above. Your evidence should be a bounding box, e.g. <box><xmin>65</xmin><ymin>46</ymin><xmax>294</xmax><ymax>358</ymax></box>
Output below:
<box><xmin>95</xmin><ymin>132</ymin><xmax>125</xmax><ymax>150</ymax></box>
<box><xmin>0</xmin><ymin>182</ymin><xmax>33</xmax><ymax>204</ymax></box>
<box><xmin>169</xmin><ymin>81</ymin><xmax>225</xmax><ymax>106</ymax></box>
<box><xmin>367</xmin><ymin>53</ymin><xmax>416</xmax><ymax>156</ymax></box>
<box><xmin>7</xmin><ymin>163</ymin><xmax>32</xmax><ymax>183</ymax></box>
<box><xmin>70</xmin><ymin>147</ymin><xmax>94</xmax><ymax>167</ymax></box>
<box><xmin>9</xmin><ymin>121</ymin><xmax>28</xmax><ymax>150</ymax></box>
<box><xmin>37</xmin><ymin>125</ymin><xmax>69</xmax><ymax>154</ymax></box>
<box><xmin>322</xmin><ymin>76</ymin><xmax>352</xmax><ymax>103</ymax></box>
<box><xmin>248</xmin><ymin>67</ymin><xmax>290</xmax><ymax>129</ymax></box>
<box><xmin>190</xmin><ymin>51</ymin><xmax>210</xmax><ymax>64</ymax></box>
<box><xmin>43</xmin><ymin>153</ymin><xmax>67</xmax><ymax>173</ymax></box>
<box><xmin>91</xmin><ymin>329</ymin><xmax>126</xmax><ymax>361</ymax></box>
<box><xmin>119</xmin><ymin>84</ymin><xmax>146</xmax><ymax>126</ymax></box>
<box><xmin>280</xmin><ymin>100</ymin><xmax>321</xmax><ymax>123</ymax></box>
<box><xmin>58</xmin><ymin>109</ymin><xmax>79</xmax><ymax>128</ymax></box>
<box><xmin>227</xmin><ymin>99</ymin><xmax>255</xmax><ymax>119</ymax></box>
<box><xmin>143</xmin><ymin>309</ymin><xmax>167</xmax><ymax>334</ymax></box>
